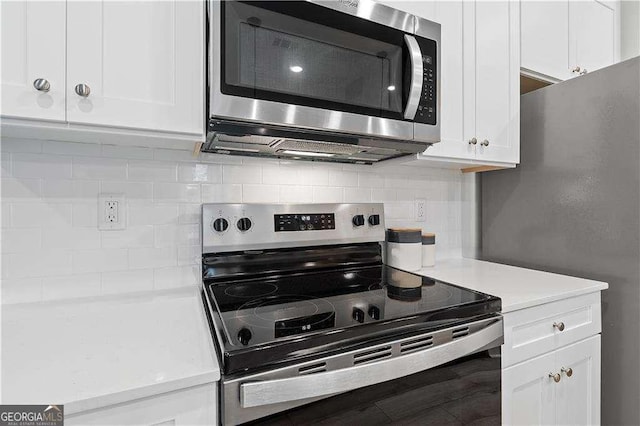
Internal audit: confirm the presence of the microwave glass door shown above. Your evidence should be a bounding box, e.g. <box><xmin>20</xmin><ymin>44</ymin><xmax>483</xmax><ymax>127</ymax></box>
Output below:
<box><xmin>222</xmin><ymin>1</ymin><xmax>409</xmax><ymax>120</ymax></box>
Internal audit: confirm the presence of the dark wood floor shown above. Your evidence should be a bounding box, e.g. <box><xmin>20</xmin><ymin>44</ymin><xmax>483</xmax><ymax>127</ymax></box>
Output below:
<box><xmin>249</xmin><ymin>354</ymin><xmax>501</xmax><ymax>425</ymax></box>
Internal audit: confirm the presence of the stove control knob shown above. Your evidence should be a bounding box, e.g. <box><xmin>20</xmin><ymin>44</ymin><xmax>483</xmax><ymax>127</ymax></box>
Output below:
<box><xmin>237</xmin><ymin>217</ymin><xmax>252</xmax><ymax>232</ymax></box>
<box><xmin>368</xmin><ymin>305</ymin><xmax>381</xmax><ymax>320</ymax></box>
<box><xmin>368</xmin><ymin>214</ymin><xmax>381</xmax><ymax>226</ymax></box>
<box><xmin>353</xmin><ymin>307</ymin><xmax>365</xmax><ymax>323</ymax></box>
<box><xmin>352</xmin><ymin>215</ymin><xmax>365</xmax><ymax>227</ymax></box>
<box><xmin>238</xmin><ymin>328</ymin><xmax>252</xmax><ymax>346</ymax></box>
<box><xmin>213</xmin><ymin>218</ymin><xmax>229</xmax><ymax>233</ymax></box>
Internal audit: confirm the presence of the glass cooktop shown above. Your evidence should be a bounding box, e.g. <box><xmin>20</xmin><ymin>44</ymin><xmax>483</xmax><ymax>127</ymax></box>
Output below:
<box><xmin>204</xmin><ymin>265</ymin><xmax>501</xmax><ymax>374</ymax></box>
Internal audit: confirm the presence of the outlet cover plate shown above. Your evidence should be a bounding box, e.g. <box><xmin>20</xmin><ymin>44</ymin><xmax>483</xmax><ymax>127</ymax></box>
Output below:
<box><xmin>415</xmin><ymin>199</ymin><xmax>426</xmax><ymax>222</ymax></box>
<box><xmin>98</xmin><ymin>193</ymin><xmax>126</xmax><ymax>230</ymax></box>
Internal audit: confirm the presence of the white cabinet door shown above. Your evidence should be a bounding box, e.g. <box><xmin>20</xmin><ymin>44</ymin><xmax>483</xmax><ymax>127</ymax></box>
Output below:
<box><xmin>503</xmin><ymin>349</ymin><xmax>556</xmax><ymax>426</ymax></box>
<box><xmin>570</xmin><ymin>0</ymin><xmax>616</xmax><ymax>75</ymax></box>
<box><xmin>473</xmin><ymin>1</ymin><xmax>520</xmax><ymax>164</ymax></box>
<box><xmin>0</xmin><ymin>1</ymin><xmax>66</xmax><ymax>121</ymax></box>
<box><xmin>66</xmin><ymin>1</ymin><xmax>204</xmax><ymax>135</ymax></box>
<box><xmin>555</xmin><ymin>335</ymin><xmax>601</xmax><ymax>426</ymax></box>
<box><xmin>521</xmin><ymin>1</ymin><xmax>570</xmax><ymax>81</ymax></box>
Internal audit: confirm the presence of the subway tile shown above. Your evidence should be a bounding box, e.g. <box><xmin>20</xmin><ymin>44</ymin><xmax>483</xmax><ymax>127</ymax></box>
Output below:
<box><xmin>178</xmin><ymin>163</ymin><xmax>222</xmax><ymax>183</ymax></box>
<box><xmin>396</xmin><ymin>189</ymin><xmax>415</xmax><ymax>201</ymax></box>
<box><xmin>223</xmin><ymin>164</ymin><xmax>261</xmax><ymax>184</ymax></box>
<box><xmin>12</xmin><ymin>203</ymin><xmax>72</xmax><ymax>228</ymax></box>
<box><xmin>385</xmin><ymin>202</ymin><xmax>414</xmax><ymax>220</ymax></box>
<box><xmin>73</xmin><ymin>203</ymin><xmax>98</xmax><ymax>227</ymax></box>
<box><xmin>6</xmin><ymin>250</ymin><xmax>73</xmax><ymax>278</ymax></box>
<box><xmin>128</xmin><ymin>202</ymin><xmax>179</xmax><ymax>226</ymax></box>
<box><xmin>73</xmin><ymin>157</ymin><xmax>127</xmax><ymax>180</ymax></box>
<box><xmin>101</xmin><ymin>226</ymin><xmax>154</xmax><ymax>249</ymax></box>
<box><xmin>262</xmin><ymin>165</ymin><xmax>298</xmax><ymax>185</ymax></box>
<box><xmin>42</xmin><ymin>179</ymin><xmax>99</xmax><ymax>200</ymax></box>
<box><xmin>1</xmin><ymin>278</ymin><xmax>43</xmax><ymax>304</ymax></box>
<box><xmin>344</xmin><ymin>187</ymin><xmax>372</xmax><ymax>203</ymax></box>
<box><xmin>153</xmin><ymin>148</ymin><xmax>197</xmax><ymax>162</ymax></box>
<box><xmin>328</xmin><ymin>170</ymin><xmax>359</xmax><ymax>187</ymax></box>
<box><xmin>279</xmin><ymin>186</ymin><xmax>313</xmax><ymax>203</ymax></box>
<box><xmin>312</xmin><ymin>186</ymin><xmax>343</xmax><ymax>203</ymax></box>
<box><xmin>1</xmin><ymin>178</ymin><xmax>41</xmax><ymax>199</ymax></box>
<box><xmin>101</xmin><ymin>181</ymin><xmax>153</xmax><ymax>200</ymax></box>
<box><xmin>72</xmin><ymin>249</ymin><xmax>128</xmax><ymax>274</ymax></box>
<box><xmin>2</xmin><ymin>203</ymin><xmax>11</xmax><ymax>228</ymax></box>
<box><xmin>201</xmin><ymin>184</ymin><xmax>242</xmax><ymax>203</ymax></box>
<box><xmin>242</xmin><ymin>184</ymin><xmax>280</xmax><ymax>203</ymax></box>
<box><xmin>1</xmin><ymin>228</ymin><xmax>41</xmax><ymax>253</ymax></box>
<box><xmin>298</xmin><ymin>167</ymin><xmax>329</xmax><ymax>186</ymax></box>
<box><xmin>153</xmin><ymin>265</ymin><xmax>200</xmax><ymax>289</ymax></box>
<box><xmin>129</xmin><ymin>247</ymin><xmax>177</xmax><ymax>269</ymax></box>
<box><xmin>101</xmin><ymin>144</ymin><xmax>153</xmax><ymax>160</ymax></box>
<box><xmin>128</xmin><ymin>160</ymin><xmax>177</xmax><ymax>182</ymax></box>
<box><xmin>178</xmin><ymin>204</ymin><xmax>202</xmax><ymax>224</ymax></box>
<box><xmin>43</xmin><ymin>274</ymin><xmax>102</xmax><ymax>300</ymax></box>
<box><xmin>371</xmin><ymin>188</ymin><xmax>396</xmax><ymax>202</ymax></box>
<box><xmin>154</xmin><ymin>224</ymin><xmax>200</xmax><ymax>248</ymax></box>
<box><xmin>198</xmin><ymin>152</ymin><xmax>243</xmax><ymax>165</ymax></box>
<box><xmin>0</xmin><ymin>138</ymin><xmax>42</xmax><ymax>153</ymax></box>
<box><xmin>177</xmin><ymin>246</ymin><xmax>200</xmax><ymax>266</ymax></box>
<box><xmin>153</xmin><ymin>183</ymin><xmax>200</xmax><ymax>203</ymax></box>
<box><xmin>101</xmin><ymin>269</ymin><xmax>154</xmax><ymax>295</ymax></box>
<box><xmin>358</xmin><ymin>173</ymin><xmax>384</xmax><ymax>188</ymax></box>
<box><xmin>1</xmin><ymin>153</ymin><xmax>11</xmax><ymax>177</ymax></box>
<box><xmin>42</xmin><ymin>141</ymin><xmax>101</xmax><ymax>157</ymax></box>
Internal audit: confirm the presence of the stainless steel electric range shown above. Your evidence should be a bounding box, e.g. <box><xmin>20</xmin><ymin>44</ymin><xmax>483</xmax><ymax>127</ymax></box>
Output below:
<box><xmin>201</xmin><ymin>203</ymin><xmax>503</xmax><ymax>425</ymax></box>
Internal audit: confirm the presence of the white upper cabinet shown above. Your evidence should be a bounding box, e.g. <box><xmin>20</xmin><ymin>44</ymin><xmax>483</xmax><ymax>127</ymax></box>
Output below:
<box><xmin>521</xmin><ymin>1</ymin><xmax>569</xmax><ymax>80</ymax></box>
<box><xmin>570</xmin><ymin>0</ymin><xmax>617</xmax><ymax>76</ymax></box>
<box><xmin>472</xmin><ymin>1</ymin><xmax>520</xmax><ymax>164</ymax></box>
<box><xmin>66</xmin><ymin>1</ymin><xmax>204</xmax><ymax>135</ymax></box>
<box><xmin>521</xmin><ymin>0</ymin><xmax>619</xmax><ymax>81</ymax></box>
<box><xmin>0</xmin><ymin>1</ymin><xmax>66</xmax><ymax>121</ymax></box>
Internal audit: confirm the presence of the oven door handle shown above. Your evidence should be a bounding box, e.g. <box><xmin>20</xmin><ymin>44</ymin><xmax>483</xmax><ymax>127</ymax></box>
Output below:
<box><xmin>240</xmin><ymin>319</ymin><xmax>502</xmax><ymax>408</ymax></box>
<box><xmin>403</xmin><ymin>34</ymin><xmax>423</xmax><ymax>120</ymax></box>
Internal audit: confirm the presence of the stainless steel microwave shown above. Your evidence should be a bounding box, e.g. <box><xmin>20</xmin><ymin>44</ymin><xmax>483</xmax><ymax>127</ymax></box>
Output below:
<box><xmin>204</xmin><ymin>0</ymin><xmax>441</xmax><ymax>164</ymax></box>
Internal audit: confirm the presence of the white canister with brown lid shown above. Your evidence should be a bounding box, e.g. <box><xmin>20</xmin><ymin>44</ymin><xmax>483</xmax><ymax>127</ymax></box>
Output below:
<box><xmin>422</xmin><ymin>233</ymin><xmax>436</xmax><ymax>267</ymax></box>
<box><xmin>385</xmin><ymin>228</ymin><xmax>422</xmax><ymax>272</ymax></box>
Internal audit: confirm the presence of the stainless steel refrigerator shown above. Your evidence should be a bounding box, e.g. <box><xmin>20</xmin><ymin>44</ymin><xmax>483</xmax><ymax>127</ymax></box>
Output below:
<box><xmin>481</xmin><ymin>57</ymin><xmax>640</xmax><ymax>425</ymax></box>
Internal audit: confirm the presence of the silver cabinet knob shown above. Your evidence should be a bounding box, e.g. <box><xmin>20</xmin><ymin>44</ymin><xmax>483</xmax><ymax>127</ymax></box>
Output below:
<box><xmin>579</xmin><ymin>68</ymin><xmax>588</xmax><ymax>75</ymax></box>
<box><xmin>75</xmin><ymin>83</ymin><xmax>91</xmax><ymax>97</ymax></box>
<box><xmin>468</xmin><ymin>137</ymin><xmax>477</xmax><ymax>145</ymax></box>
<box><xmin>553</xmin><ymin>322</ymin><xmax>565</xmax><ymax>331</ymax></box>
<box><xmin>561</xmin><ymin>367</ymin><xmax>573</xmax><ymax>377</ymax></box>
<box><xmin>572</xmin><ymin>66</ymin><xmax>581</xmax><ymax>73</ymax></box>
<box><xmin>33</xmin><ymin>78</ymin><xmax>51</xmax><ymax>92</ymax></box>
<box><xmin>480</xmin><ymin>139</ymin><xmax>489</xmax><ymax>147</ymax></box>
<box><xmin>549</xmin><ymin>372</ymin><xmax>561</xmax><ymax>383</ymax></box>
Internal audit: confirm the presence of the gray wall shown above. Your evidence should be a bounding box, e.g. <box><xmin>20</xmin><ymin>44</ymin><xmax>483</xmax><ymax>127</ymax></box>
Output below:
<box><xmin>621</xmin><ymin>0</ymin><xmax>640</xmax><ymax>61</ymax></box>
<box><xmin>481</xmin><ymin>58</ymin><xmax>640</xmax><ymax>425</ymax></box>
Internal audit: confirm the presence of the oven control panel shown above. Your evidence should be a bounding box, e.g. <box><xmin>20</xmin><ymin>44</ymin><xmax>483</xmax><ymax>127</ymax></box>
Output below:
<box><xmin>202</xmin><ymin>203</ymin><xmax>385</xmax><ymax>253</ymax></box>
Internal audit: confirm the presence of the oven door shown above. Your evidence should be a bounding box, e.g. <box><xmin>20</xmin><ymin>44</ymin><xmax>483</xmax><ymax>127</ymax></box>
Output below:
<box><xmin>209</xmin><ymin>0</ymin><xmax>438</xmax><ymax>142</ymax></box>
<box><xmin>221</xmin><ymin>316</ymin><xmax>502</xmax><ymax>425</ymax></box>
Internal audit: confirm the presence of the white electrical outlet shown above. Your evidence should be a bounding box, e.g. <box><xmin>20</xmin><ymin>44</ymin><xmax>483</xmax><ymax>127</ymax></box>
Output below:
<box><xmin>99</xmin><ymin>194</ymin><xmax>126</xmax><ymax>230</ymax></box>
<box><xmin>415</xmin><ymin>199</ymin><xmax>426</xmax><ymax>222</ymax></box>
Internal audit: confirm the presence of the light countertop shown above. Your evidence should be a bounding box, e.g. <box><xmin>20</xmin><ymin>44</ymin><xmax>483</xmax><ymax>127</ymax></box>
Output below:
<box><xmin>1</xmin><ymin>286</ymin><xmax>220</xmax><ymax>415</ymax></box>
<box><xmin>415</xmin><ymin>258</ymin><xmax>608</xmax><ymax>312</ymax></box>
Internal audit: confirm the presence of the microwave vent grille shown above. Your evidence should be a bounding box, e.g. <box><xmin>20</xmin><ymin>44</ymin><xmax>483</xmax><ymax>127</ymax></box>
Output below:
<box><xmin>273</xmin><ymin>139</ymin><xmax>364</xmax><ymax>155</ymax></box>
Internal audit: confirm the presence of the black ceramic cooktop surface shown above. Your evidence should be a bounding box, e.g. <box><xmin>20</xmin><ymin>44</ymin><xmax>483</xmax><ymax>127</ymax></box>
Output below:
<box><xmin>205</xmin><ymin>265</ymin><xmax>501</xmax><ymax>374</ymax></box>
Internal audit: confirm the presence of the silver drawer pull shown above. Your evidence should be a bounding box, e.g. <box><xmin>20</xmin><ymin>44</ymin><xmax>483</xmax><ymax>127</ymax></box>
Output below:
<box><xmin>553</xmin><ymin>322</ymin><xmax>565</xmax><ymax>331</ymax></box>
<box><xmin>75</xmin><ymin>83</ymin><xmax>91</xmax><ymax>97</ymax></box>
<box><xmin>549</xmin><ymin>372</ymin><xmax>561</xmax><ymax>383</ymax></box>
<box><xmin>468</xmin><ymin>137</ymin><xmax>477</xmax><ymax>145</ymax></box>
<box><xmin>561</xmin><ymin>367</ymin><xmax>573</xmax><ymax>377</ymax></box>
<box><xmin>33</xmin><ymin>78</ymin><xmax>50</xmax><ymax>92</ymax></box>
<box><xmin>480</xmin><ymin>139</ymin><xmax>489</xmax><ymax>147</ymax></box>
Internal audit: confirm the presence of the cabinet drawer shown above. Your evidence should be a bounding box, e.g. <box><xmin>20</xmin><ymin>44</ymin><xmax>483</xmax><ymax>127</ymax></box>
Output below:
<box><xmin>502</xmin><ymin>292</ymin><xmax>601</xmax><ymax>368</ymax></box>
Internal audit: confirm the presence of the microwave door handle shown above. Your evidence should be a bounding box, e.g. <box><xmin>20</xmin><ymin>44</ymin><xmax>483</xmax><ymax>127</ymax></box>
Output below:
<box><xmin>403</xmin><ymin>34</ymin><xmax>423</xmax><ymax>120</ymax></box>
<box><xmin>239</xmin><ymin>319</ymin><xmax>503</xmax><ymax>408</ymax></box>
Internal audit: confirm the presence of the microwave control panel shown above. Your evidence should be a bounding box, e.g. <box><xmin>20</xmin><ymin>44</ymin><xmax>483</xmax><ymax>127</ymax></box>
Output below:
<box><xmin>415</xmin><ymin>38</ymin><xmax>437</xmax><ymax>125</ymax></box>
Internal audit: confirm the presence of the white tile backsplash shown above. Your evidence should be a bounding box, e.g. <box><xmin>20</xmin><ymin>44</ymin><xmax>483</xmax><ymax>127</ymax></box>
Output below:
<box><xmin>1</xmin><ymin>137</ymin><xmax>465</xmax><ymax>304</ymax></box>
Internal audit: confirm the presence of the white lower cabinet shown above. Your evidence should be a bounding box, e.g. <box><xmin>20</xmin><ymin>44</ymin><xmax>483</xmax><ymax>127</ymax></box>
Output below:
<box><xmin>503</xmin><ymin>335</ymin><xmax>601</xmax><ymax>426</ymax></box>
<box><xmin>66</xmin><ymin>384</ymin><xmax>217</xmax><ymax>426</ymax></box>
